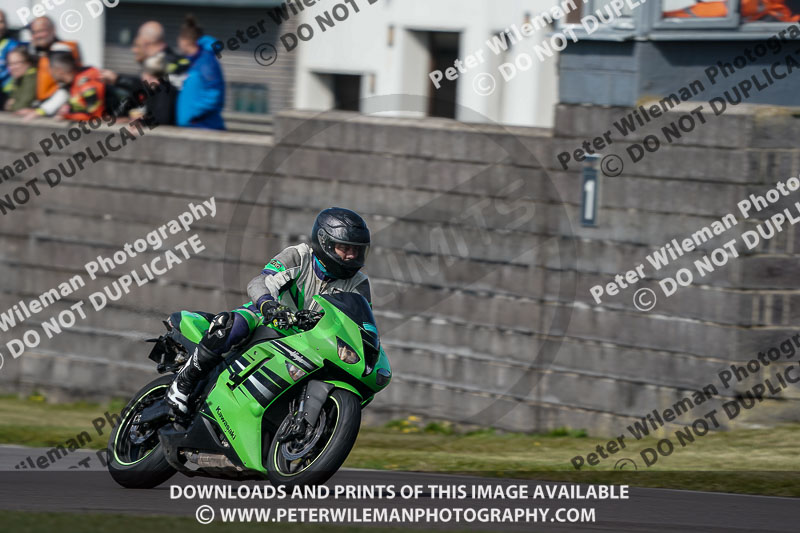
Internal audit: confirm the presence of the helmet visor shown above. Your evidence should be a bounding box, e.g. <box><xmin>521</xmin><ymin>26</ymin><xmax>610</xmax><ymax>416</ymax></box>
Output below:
<box><xmin>321</xmin><ymin>234</ymin><xmax>369</xmax><ymax>268</ymax></box>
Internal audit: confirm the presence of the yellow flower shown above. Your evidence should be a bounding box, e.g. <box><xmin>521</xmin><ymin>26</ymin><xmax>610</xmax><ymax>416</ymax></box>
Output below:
<box><xmin>407</xmin><ymin>415</ymin><xmax>421</xmax><ymax>422</ymax></box>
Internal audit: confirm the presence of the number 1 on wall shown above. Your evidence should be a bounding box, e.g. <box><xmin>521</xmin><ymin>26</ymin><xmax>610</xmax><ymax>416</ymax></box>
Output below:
<box><xmin>581</xmin><ymin>163</ymin><xmax>598</xmax><ymax>227</ymax></box>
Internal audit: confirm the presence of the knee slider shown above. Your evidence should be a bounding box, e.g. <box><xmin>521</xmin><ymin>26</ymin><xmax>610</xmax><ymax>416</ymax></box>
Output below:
<box><xmin>202</xmin><ymin>312</ymin><xmax>235</xmax><ymax>352</ymax></box>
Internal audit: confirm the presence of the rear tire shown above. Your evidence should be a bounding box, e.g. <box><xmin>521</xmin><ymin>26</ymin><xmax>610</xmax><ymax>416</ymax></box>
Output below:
<box><xmin>266</xmin><ymin>388</ymin><xmax>361</xmax><ymax>486</ymax></box>
<box><xmin>107</xmin><ymin>375</ymin><xmax>177</xmax><ymax>489</ymax></box>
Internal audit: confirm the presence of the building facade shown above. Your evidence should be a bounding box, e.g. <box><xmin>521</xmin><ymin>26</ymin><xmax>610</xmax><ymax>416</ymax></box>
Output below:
<box><xmin>558</xmin><ymin>0</ymin><xmax>800</xmax><ymax>107</ymax></box>
<box><xmin>292</xmin><ymin>0</ymin><xmax>562</xmax><ymax>128</ymax></box>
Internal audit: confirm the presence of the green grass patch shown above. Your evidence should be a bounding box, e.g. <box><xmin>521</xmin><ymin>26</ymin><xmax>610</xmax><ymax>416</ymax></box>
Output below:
<box><xmin>0</xmin><ymin>394</ymin><xmax>127</xmax><ymax>450</ymax></box>
<box><xmin>349</xmin><ymin>417</ymin><xmax>800</xmax><ymax>496</ymax></box>
<box><xmin>1</xmin><ymin>396</ymin><xmax>798</xmax><ymax>496</ymax></box>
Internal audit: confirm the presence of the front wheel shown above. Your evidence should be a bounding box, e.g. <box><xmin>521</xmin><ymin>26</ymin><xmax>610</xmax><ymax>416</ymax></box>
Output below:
<box><xmin>107</xmin><ymin>374</ymin><xmax>177</xmax><ymax>488</ymax></box>
<box><xmin>266</xmin><ymin>388</ymin><xmax>361</xmax><ymax>486</ymax></box>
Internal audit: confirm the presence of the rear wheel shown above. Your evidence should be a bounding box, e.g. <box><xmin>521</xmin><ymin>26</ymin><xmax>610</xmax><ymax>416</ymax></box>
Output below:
<box><xmin>107</xmin><ymin>375</ymin><xmax>177</xmax><ymax>488</ymax></box>
<box><xmin>266</xmin><ymin>388</ymin><xmax>361</xmax><ymax>486</ymax></box>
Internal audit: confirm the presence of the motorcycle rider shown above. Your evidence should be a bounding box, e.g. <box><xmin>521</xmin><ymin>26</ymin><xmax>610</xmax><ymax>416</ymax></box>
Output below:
<box><xmin>166</xmin><ymin>207</ymin><xmax>372</xmax><ymax>416</ymax></box>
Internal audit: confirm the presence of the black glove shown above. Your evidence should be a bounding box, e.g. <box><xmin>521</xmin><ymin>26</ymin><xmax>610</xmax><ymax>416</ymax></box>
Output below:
<box><xmin>294</xmin><ymin>309</ymin><xmax>323</xmax><ymax>330</ymax></box>
<box><xmin>260</xmin><ymin>300</ymin><xmax>294</xmax><ymax>329</ymax></box>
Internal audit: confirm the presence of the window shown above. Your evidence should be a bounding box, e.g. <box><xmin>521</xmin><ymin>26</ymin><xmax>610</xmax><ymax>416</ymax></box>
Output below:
<box><xmin>654</xmin><ymin>0</ymin><xmax>739</xmax><ymax>28</ymax></box>
<box><xmin>653</xmin><ymin>0</ymin><xmax>800</xmax><ymax>30</ymax></box>
<box><xmin>741</xmin><ymin>0</ymin><xmax>800</xmax><ymax>24</ymax></box>
<box><xmin>331</xmin><ymin>74</ymin><xmax>362</xmax><ymax>111</ymax></box>
<box><xmin>229</xmin><ymin>83</ymin><xmax>269</xmax><ymax>114</ymax></box>
<box><xmin>310</xmin><ymin>73</ymin><xmax>363</xmax><ymax>112</ymax></box>
<box><xmin>560</xmin><ymin>0</ymin><xmax>800</xmax><ymax>37</ymax></box>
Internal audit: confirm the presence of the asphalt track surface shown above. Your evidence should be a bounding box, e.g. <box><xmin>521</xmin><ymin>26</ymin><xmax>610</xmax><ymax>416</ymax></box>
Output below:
<box><xmin>0</xmin><ymin>446</ymin><xmax>794</xmax><ymax>532</ymax></box>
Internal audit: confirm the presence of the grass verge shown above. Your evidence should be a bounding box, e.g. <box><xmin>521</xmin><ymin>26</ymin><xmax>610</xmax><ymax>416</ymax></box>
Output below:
<box><xmin>1</xmin><ymin>395</ymin><xmax>798</xmax><ymax>496</ymax></box>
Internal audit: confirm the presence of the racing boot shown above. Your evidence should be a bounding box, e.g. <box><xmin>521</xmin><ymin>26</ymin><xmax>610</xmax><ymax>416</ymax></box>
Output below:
<box><xmin>166</xmin><ymin>312</ymin><xmax>233</xmax><ymax>416</ymax></box>
<box><xmin>165</xmin><ymin>343</ymin><xmax>220</xmax><ymax>416</ymax></box>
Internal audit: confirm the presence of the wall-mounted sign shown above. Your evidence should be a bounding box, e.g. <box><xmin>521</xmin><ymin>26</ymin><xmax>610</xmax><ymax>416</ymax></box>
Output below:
<box><xmin>581</xmin><ymin>155</ymin><xmax>599</xmax><ymax>227</ymax></box>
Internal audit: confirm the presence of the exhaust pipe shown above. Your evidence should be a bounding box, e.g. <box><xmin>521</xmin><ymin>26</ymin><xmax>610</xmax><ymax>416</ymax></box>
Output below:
<box><xmin>184</xmin><ymin>452</ymin><xmax>242</xmax><ymax>471</ymax></box>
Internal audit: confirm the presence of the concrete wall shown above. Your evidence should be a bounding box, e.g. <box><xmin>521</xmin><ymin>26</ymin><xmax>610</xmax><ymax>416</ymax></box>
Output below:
<box><xmin>0</xmin><ymin>104</ymin><xmax>798</xmax><ymax>437</ymax></box>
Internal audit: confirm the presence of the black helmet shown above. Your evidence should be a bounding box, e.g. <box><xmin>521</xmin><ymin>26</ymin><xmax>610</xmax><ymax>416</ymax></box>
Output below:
<box><xmin>311</xmin><ymin>207</ymin><xmax>370</xmax><ymax>279</ymax></box>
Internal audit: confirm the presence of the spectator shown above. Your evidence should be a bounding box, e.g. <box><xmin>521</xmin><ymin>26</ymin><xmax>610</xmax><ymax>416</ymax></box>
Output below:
<box><xmin>137</xmin><ymin>55</ymin><xmax>177</xmax><ymax>126</ymax></box>
<box><xmin>17</xmin><ymin>16</ymin><xmax>81</xmax><ymax>119</ymax></box>
<box><xmin>3</xmin><ymin>46</ymin><xmax>37</xmax><ymax>111</ymax></box>
<box><xmin>0</xmin><ymin>10</ymin><xmax>21</xmax><ymax>92</ymax></box>
<box><xmin>99</xmin><ymin>21</ymin><xmax>182</xmax><ymax>125</ymax></box>
<box><xmin>175</xmin><ymin>15</ymin><xmax>225</xmax><ymax>130</ymax></box>
<box><xmin>31</xmin><ymin>16</ymin><xmax>81</xmax><ymax>99</ymax></box>
<box><xmin>48</xmin><ymin>52</ymin><xmax>105</xmax><ymax>121</ymax></box>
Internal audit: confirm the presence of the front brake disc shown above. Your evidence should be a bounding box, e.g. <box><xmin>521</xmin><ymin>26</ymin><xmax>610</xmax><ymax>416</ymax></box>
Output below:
<box><xmin>280</xmin><ymin>409</ymin><xmax>327</xmax><ymax>461</ymax></box>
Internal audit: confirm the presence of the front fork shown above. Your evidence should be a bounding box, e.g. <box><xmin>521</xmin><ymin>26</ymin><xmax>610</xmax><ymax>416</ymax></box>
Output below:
<box><xmin>276</xmin><ymin>381</ymin><xmax>335</xmax><ymax>443</ymax></box>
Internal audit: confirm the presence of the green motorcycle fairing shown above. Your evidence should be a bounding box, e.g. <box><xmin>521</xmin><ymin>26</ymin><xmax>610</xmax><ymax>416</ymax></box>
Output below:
<box><xmin>174</xmin><ymin>311</ymin><xmax>212</xmax><ymax>344</ymax></box>
<box><xmin>200</xmin><ymin>294</ymin><xmax>391</xmax><ymax>473</ymax></box>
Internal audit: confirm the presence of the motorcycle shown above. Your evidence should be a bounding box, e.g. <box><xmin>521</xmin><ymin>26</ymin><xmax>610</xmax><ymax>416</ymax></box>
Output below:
<box><xmin>106</xmin><ymin>292</ymin><xmax>391</xmax><ymax>488</ymax></box>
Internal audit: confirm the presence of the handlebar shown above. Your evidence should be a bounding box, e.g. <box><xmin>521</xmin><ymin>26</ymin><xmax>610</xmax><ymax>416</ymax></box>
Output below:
<box><xmin>290</xmin><ymin>309</ymin><xmax>324</xmax><ymax>331</ymax></box>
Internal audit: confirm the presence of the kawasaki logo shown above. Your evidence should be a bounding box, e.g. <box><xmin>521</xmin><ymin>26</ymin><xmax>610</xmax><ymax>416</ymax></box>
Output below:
<box><xmin>215</xmin><ymin>405</ymin><xmax>236</xmax><ymax>441</ymax></box>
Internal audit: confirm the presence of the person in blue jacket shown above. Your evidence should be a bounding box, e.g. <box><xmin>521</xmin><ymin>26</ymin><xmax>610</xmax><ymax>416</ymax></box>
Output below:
<box><xmin>175</xmin><ymin>15</ymin><xmax>225</xmax><ymax>130</ymax></box>
<box><xmin>0</xmin><ymin>11</ymin><xmax>21</xmax><ymax>90</ymax></box>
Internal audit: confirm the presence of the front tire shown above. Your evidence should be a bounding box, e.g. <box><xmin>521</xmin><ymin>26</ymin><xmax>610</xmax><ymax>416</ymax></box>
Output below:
<box><xmin>266</xmin><ymin>388</ymin><xmax>361</xmax><ymax>486</ymax></box>
<box><xmin>107</xmin><ymin>375</ymin><xmax>177</xmax><ymax>489</ymax></box>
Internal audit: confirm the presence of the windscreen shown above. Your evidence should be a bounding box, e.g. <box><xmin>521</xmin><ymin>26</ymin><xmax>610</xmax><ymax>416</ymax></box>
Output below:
<box><xmin>320</xmin><ymin>292</ymin><xmax>377</xmax><ymax>332</ymax></box>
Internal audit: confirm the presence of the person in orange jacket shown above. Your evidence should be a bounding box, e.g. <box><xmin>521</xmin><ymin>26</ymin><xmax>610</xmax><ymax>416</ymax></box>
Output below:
<box><xmin>48</xmin><ymin>52</ymin><xmax>105</xmax><ymax>121</ymax></box>
<box><xmin>17</xmin><ymin>16</ymin><xmax>81</xmax><ymax>120</ymax></box>
<box><xmin>31</xmin><ymin>16</ymin><xmax>81</xmax><ymax>100</ymax></box>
